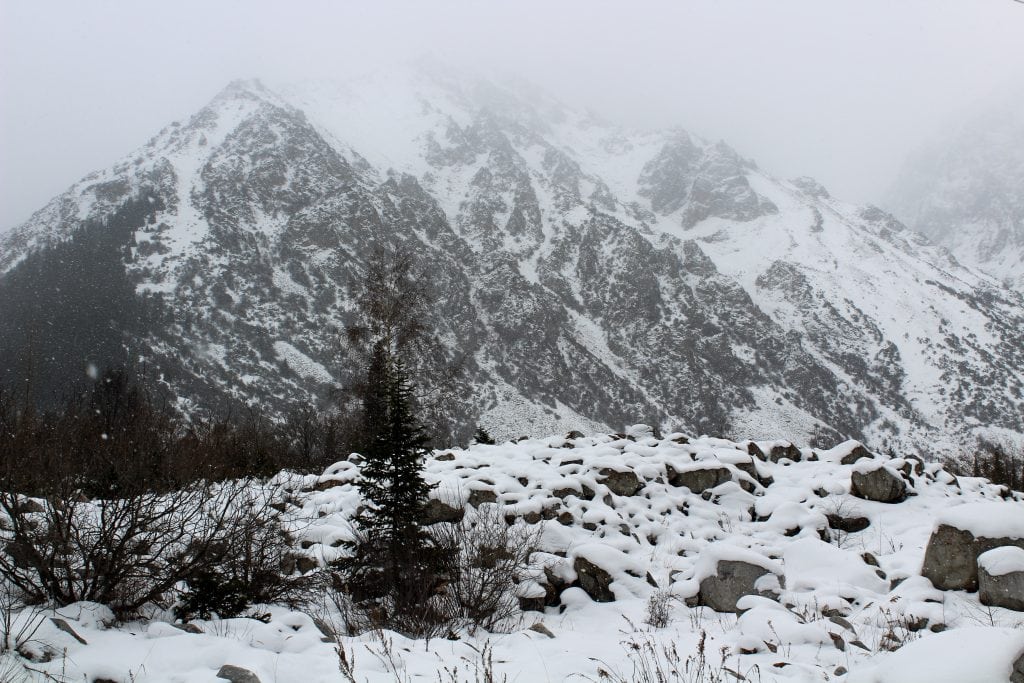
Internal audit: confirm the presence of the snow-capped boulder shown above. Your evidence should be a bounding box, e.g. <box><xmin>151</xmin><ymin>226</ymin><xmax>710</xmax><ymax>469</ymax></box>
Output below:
<box><xmin>423</xmin><ymin>498</ymin><xmax>464</xmax><ymax>525</ymax></box>
<box><xmin>921</xmin><ymin>502</ymin><xmax>1024</xmax><ymax>591</ymax></box>
<box><xmin>850</xmin><ymin>463</ymin><xmax>907</xmax><ymax>503</ymax></box>
<box><xmin>216</xmin><ymin>665</ymin><xmax>261</xmax><ymax>683</ymax></box>
<box><xmin>978</xmin><ymin>546</ymin><xmax>1024</xmax><ymax>612</ymax></box>
<box><xmin>598</xmin><ymin>468</ymin><xmax>642</xmax><ymax>496</ymax></box>
<box><xmin>768</xmin><ymin>442</ymin><xmax>803</xmax><ymax>463</ymax></box>
<box><xmin>838</xmin><ymin>441</ymin><xmax>874</xmax><ymax>466</ymax></box>
<box><xmin>694</xmin><ymin>546</ymin><xmax>783</xmax><ymax>613</ymax></box>
<box><xmin>666</xmin><ymin>463</ymin><xmax>732</xmax><ymax>493</ymax></box>
<box><xmin>574</xmin><ymin>556</ymin><xmax>615</xmax><ymax>603</ymax></box>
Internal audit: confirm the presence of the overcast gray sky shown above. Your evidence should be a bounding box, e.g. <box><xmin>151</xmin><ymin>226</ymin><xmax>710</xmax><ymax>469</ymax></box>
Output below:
<box><xmin>2</xmin><ymin>0</ymin><xmax>1022</xmax><ymax>231</ymax></box>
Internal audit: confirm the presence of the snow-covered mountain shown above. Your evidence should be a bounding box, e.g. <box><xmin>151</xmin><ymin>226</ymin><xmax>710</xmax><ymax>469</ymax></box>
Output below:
<box><xmin>886</xmin><ymin>96</ymin><xmax>1024</xmax><ymax>291</ymax></box>
<box><xmin>2</xmin><ymin>67</ymin><xmax>1022</xmax><ymax>453</ymax></box>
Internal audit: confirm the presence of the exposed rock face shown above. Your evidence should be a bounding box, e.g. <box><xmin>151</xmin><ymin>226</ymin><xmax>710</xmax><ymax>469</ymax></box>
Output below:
<box><xmin>574</xmin><ymin>556</ymin><xmax>615</xmax><ymax>603</ymax></box>
<box><xmin>922</xmin><ymin>525</ymin><xmax>1024</xmax><ymax>592</ymax></box>
<box><xmin>850</xmin><ymin>465</ymin><xmax>907</xmax><ymax>503</ymax></box>
<box><xmin>978</xmin><ymin>547</ymin><xmax>1024</xmax><ymax>612</ymax></box>
<box><xmin>698</xmin><ymin>560</ymin><xmax>774</xmax><ymax>613</ymax></box>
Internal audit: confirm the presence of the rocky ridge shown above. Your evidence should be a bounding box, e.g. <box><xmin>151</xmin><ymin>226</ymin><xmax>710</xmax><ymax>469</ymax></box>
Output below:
<box><xmin>1</xmin><ymin>69</ymin><xmax>1023</xmax><ymax>452</ymax></box>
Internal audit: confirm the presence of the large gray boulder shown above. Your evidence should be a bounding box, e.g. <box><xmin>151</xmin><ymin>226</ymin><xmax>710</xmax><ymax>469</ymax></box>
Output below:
<box><xmin>423</xmin><ymin>498</ymin><xmax>464</xmax><ymax>525</ymax></box>
<box><xmin>698</xmin><ymin>559</ymin><xmax>777</xmax><ymax>613</ymax></box>
<box><xmin>574</xmin><ymin>556</ymin><xmax>615</xmax><ymax>602</ymax></box>
<box><xmin>921</xmin><ymin>503</ymin><xmax>1024</xmax><ymax>592</ymax></box>
<box><xmin>978</xmin><ymin>546</ymin><xmax>1024</xmax><ymax>612</ymax></box>
<box><xmin>217</xmin><ymin>665</ymin><xmax>262</xmax><ymax>683</ymax></box>
<box><xmin>667</xmin><ymin>464</ymin><xmax>732</xmax><ymax>493</ymax></box>
<box><xmin>850</xmin><ymin>465</ymin><xmax>906</xmax><ymax>503</ymax></box>
<box><xmin>599</xmin><ymin>468</ymin><xmax>642</xmax><ymax>496</ymax></box>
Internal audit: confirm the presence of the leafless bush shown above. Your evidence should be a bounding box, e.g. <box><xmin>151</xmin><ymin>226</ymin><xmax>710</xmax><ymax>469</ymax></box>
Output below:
<box><xmin>0</xmin><ymin>477</ymin><xmax>307</xmax><ymax>618</ymax></box>
<box><xmin>431</xmin><ymin>504</ymin><xmax>544</xmax><ymax>633</ymax></box>
<box><xmin>644</xmin><ymin>588</ymin><xmax>674</xmax><ymax>629</ymax></box>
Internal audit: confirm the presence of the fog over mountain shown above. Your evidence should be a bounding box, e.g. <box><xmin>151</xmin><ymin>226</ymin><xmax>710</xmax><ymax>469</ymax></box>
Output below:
<box><xmin>2</xmin><ymin>1</ymin><xmax>1023</xmax><ymax>232</ymax></box>
<box><xmin>886</xmin><ymin>91</ymin><xmax>1024</xmax><ymax>291</ymax></box>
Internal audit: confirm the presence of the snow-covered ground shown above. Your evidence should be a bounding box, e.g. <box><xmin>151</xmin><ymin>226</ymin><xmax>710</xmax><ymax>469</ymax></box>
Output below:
<box><xmin>6</xmin><ymin>428</ymin><xmax>1024</xmax><ymax>682</ymax></box>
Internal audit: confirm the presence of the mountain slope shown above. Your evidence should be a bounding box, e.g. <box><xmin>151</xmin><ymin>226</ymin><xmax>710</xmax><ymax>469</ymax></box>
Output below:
<box><xmin>2</xmin><ymin>69</ymin><xmax>1022</xmax><ymax>453</ymax></box>
<box><xmin>886</xmin><ymin>96</ymin><xmax>1024</xmax><ymax>291</ymax></box>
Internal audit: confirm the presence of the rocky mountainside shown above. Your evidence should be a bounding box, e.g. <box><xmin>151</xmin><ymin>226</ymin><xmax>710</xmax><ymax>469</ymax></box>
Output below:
<box><xmin>886</xmin><ymin>96</ymin><xmax>1024</xmax><ymax>291</ymax></box>
<box><xmin>2</xmin><ymin>68</ymin><xmax>1023</xmax><ymax>453</ymax></box>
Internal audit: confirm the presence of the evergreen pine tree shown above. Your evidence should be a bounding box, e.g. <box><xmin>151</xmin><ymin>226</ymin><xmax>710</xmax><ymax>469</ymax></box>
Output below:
<box><xmin>346</xmin><ymin>339</ymin><xmax>438</xmax><ymax>626</ymax></box>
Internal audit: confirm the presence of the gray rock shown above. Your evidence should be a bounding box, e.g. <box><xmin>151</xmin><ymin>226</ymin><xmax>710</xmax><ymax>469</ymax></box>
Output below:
<box><xmin>50</xmin><ymin>617</ymin><xmax>88</xmax><ymax>645</ymax></box>
<box><xmin>667</xmin><ymin>465</ymin><xmax>732</xmax><ymax>493</ymax></box>
<box><xmin>467</xmin><ymin>488</ymin><xmax>498</xmax><ymax>507</ymax></box>
<box><xmin>574</xmin><ymin>556</ymin><xmax>615</xmax><ymax>602</ymax></box>
<box><xmin>217</xmin><ymin>665</ymin><xmax>262</xmax><ymax>683</ymax></box>
<box><xmin>922</xmin><ymin>524</ymin><xmax>1024</xmax><ymax>591</ymax></box>
<box><xmin>697</xmin><ymin>560</ymin><xmax>775</xmax><ymax>613</ymax></box>
<box><xmin>769</xmin><ymin>443</ymin><xmax>802</xmax><ymax>463</ymax></box>
<box><xmin>826</xmin><ymin>514</ymin><xmax>871</xmax><ymax>533</ymax></box>
<box><xmin>423</xmin><ymin>498</ymin><xmax>464</xmax><ymax>525</ymax></box>
<box><xmin>599</xmin><ymin>469</ymin><xmax>642</xmax><ymax>497</ymax></box>
<box><xmin>1012</xmin><ymin>647</ymin><xmax>1024</xmax><ymax>683</ymax></box>
<box><xmin>518</xmin><ymin>594</ymin><xmax>546</xmax><ymax>612</ymax></box>
<box><xmin>527</xmin><ymin>622</ymin><xmax>555</xmax><ymax>638</ymax></box>
<box><xmin>851</xmin><ymin>465</ymin><xmax>906</xmax><ymax>503</ymax></box>
<box><xmin>840</xmin><ymin>443</ymin><xmax>873</xmax><ymax>465</ymax></box>
<box><xmin>746</xmin><ymin>442</ymin><xmax>766</xmax><ymax>461</ymax></box>
<box><xmin>295</xmin><ymin>556</ymin><xmax>318</xmax><ymax>574</ymax></box>
<box><xmin>978</xmin><ymin>547</ymin><xmax>1024</xmax><ymax>612</ymax></box>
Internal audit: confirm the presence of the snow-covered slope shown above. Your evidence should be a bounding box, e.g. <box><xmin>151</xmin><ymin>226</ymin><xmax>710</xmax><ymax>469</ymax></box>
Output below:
<box><xmin>2</xmin><ymin>67</ymin><xmax>1022</xmax><ymax>452</ymax></box>
<box><xmin>14</xmin><ymin>429</ymin><xmax>1024</xmax><ymax>682</ymax></box>
<box><xmin>886</xmin><ymin>96</ymin><xmax>1024</xmax><ymax>291</ymax></box>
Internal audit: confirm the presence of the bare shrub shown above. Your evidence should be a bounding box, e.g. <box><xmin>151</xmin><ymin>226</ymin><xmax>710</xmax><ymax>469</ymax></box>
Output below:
<box><xmin>431</xmin><ymin>504</ymin><xmax>544</xmax><ymax>633</ymax></box>
<box><xmin>0</xmin><ymin>477</ymin><xmax>306</xmax><ymax>618</ymax></box>
<box><xmin>644</xmin><ymin>588</ymin><xmax>674</xmax><ymax>629</ymax></box>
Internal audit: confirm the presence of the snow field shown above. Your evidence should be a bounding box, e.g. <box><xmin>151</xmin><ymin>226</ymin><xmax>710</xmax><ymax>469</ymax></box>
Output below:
<box><xmin>14</xmin><ymin>427</ymin><xmax>1024</xmax><ymax>682</ymax></box>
